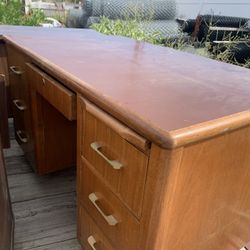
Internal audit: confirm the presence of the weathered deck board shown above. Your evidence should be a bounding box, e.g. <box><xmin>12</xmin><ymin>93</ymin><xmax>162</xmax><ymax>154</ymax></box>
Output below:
<box><xmin>8</xmin><ymin>169</ymin><xmax>76</xmax><ymax>203</ymax></box>
<box><xmin>4</xmin><ymin>140</ymin><xmax>23</xmax><ymax>158</ymax></box>
<box><xmin>26</xmin><ymin>239</ymin><xmax>82</xmax><ymax>250</ymax></box>
<box><xmin>5</xmin><ymin>155</ymin><xmax>32</xmax><ymax>175</ymax></box>
<box><xmin>15</xmin><ymin>225</ymin><xmax>77</xmax><ymax>250</ymax></box>
<box><xmin>3</xmin><ymin>126</ymin><xmax>82</xmax><ymax>250</ymax></box>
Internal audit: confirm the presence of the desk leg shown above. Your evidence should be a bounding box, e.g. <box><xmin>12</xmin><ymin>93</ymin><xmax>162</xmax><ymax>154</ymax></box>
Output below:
<box><xmin>0</xmin><ymin>75</ymin><xmax>10</xmax><ymax>148</ymax></box>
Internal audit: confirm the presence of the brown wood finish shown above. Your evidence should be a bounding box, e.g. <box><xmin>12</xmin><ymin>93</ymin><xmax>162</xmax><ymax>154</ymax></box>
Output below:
<box><xmin>2</xmin><ymin>27</ymin><xmax>250</xmax><ymax>250</ymax></box>
<box><xmin>76</xmin><ymin>93</ymin><xmax>85</xmax><ymax>246</ymax></box>
<box><xmin>7</xmin><ymin>45</ymin><xmax>30</xmax><ymax>103</ymax></box>
<box><xmin>29</xmin><ymin>91</ymin><xmax>76</xmax><ymax>175</ymax></box>
<box><xmin>85</xmin><ymin>100</ymin><xmax>150</xmax><ymax>153</ymax></box>
<box><xmin>79</xmin><ymin>159</ymin><xmax>140</xmax><ymax>250</ymax></box>
<box><xmin>139</xmin><ymin>144</ymin><xmax>184</xmax><ymax>250</ymax></box>
<box><xmin>0</xmin><ymin>75</ymin><xmax>10</xmax><ymax>148</ymax></box>
<box><xmin>79</xmin><ymin>206</ymin><xmax>114</xmax><ymax>250</ymax></box>
<box><xmin>80</xmin><ymin>98</ymin><xmax>149</xmax><ymax>218</ymax></box>
<box><xmin>2</xmin><ymin>26</ymin><xmax>250</xmax><ymax>149</ymax></box>
<box><xmin>169</xmin><ymin>110</ymin><xmax>250</xmax><ymax>148</ymax></box>
<box><xmin>141</xmin><ymin>127</ymin><xmax>250</xmax><ymax>250</ymax></box>
<box><xmin>6</xmin><ymin>44</ymin><xmax>35</xmax><ymax>166</ymax></box>
<box><xmin>0</xmin><ymin>139</ymin><xmax>14</xmax><ymax>250</ymax></box>
<box><xmin>0</xmin><ymin>41</ymin><xmax>11</xmax><ymax>116</ymax></box>
<box><xmin>26</xmin><ymin>63</ymin><xmax>76</xmax><ymax>121</ymax></box>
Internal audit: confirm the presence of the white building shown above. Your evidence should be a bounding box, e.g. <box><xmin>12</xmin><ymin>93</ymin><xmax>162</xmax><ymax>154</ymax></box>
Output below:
<box><xmin>177</xmin><ymin>0</ymin><xmax>250</xmax><ymax>19</ymax></box>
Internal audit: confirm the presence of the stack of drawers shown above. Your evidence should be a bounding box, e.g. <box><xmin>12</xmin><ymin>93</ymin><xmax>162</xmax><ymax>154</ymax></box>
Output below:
<box><xmin>7</xmin><ymin>46</ymin><xmax>34</xmax><ymax>166</ymax></box>
<box><xmin>77</xmin><ymin>97</ymin><xmax>150</xmax><ymax>250</ymax></box>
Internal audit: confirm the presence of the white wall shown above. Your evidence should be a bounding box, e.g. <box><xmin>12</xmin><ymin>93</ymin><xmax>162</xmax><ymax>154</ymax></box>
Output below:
<box><xmin>176</xmin><ymin>0</ymin><xmax>250</xmax><ymax>19</ymax></box>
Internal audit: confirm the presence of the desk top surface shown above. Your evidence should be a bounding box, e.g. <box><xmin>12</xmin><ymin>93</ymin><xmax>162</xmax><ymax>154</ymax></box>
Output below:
<box><xmin>1</xmin><ymin>25</ymin><xmax>250</xmax><ymax>148</ymax></box>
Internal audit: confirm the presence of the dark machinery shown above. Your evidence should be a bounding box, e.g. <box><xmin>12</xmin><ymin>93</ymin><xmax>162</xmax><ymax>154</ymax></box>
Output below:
<box><xmin>178</xmin><ymin>15</ymin><xmax>250</xmax><ymax>64</ymax></box>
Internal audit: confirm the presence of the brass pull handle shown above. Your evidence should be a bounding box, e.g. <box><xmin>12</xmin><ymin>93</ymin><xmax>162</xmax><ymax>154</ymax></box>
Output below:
<box><xmin>90</xmin><ymin>142</ymin><xmax>123</xmax><ymax>170</ymax></box>
<box><xmin>88</xmin><ymin>193</ymin><xmax>118</xmax><ymax>226</ymax></box>
<box><xmin>13</xmin><ymin>99</ymin><xmax>26</xmax><ymax>111</ymax></box>
<box><xmin>42</xmin><ymin>77</ymin><xmax>46</xmax><ymax>85</ymax></box>
<box><xmin>87</xmin><ymin>236</ymin><xmax>97</xmax><ymax>250</ymax></box>
<box><xmin>10</xmin><ymin>66</ymin><xmax>24</xmax><ymax>75</ymax></box>
<box><xmin>16</xmin><ymin>130</ymin><xmax>28</xmax><ymax>143</ymax></box>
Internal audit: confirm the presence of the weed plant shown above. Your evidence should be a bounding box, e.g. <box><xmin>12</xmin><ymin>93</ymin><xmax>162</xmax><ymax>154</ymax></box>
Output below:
<box><xmin>91</xmin><ymin>16</ymin><xmax>163</xmax><ymax>44</ymax></box>
<box><xmin>0</xmin><ymin>0</ymin><xmax>45</xmax><ymax>26</ymax></box>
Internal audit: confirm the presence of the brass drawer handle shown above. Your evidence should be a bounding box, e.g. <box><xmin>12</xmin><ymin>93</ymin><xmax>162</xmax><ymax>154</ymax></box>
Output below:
<box><xmin>87</xmin><ymin>235</ymin><xmax>97</xmax><ymax>250</ymax></box>
<box><xmin>16</xmin><ymin>130</ymin><xmax>28</xmax><ymax>143</ymax></box>
<box><xmin>13</xmin><ymin>99</ymin><xmax>26</xmax><ymax>111</ymax></box>
<box><xmin>42</xmin><ymin>77</ymin><xmax>46</xmax><ymax>85</ymax></box>
<box><xmin>89</xmin><ymin>193</ymin><xmax>118</xmax><ymax>226</ymax></box>
<box><xmin>90</xmin><ymin>142</ymin><xmax>123</xmax><ymax>170</ymax></box>
<box><xmin>10</xmin><ymin>66</ymin><xmax>24</xmax><ymax>75</ymax></box>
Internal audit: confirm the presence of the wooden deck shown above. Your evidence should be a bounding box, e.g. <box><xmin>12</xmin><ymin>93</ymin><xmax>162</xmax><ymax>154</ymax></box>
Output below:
<box><xmin>3</xmin><ymin>120</ymin><xmax>82</xmax><ymax>250</ymax></box>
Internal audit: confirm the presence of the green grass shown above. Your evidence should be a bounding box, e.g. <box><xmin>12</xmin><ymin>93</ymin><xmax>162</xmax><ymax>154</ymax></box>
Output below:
<box><xmin>0</xmin><ymin>0</ymin><xmax>45</xmax><ymax>26</ymax></box>
<box><xmin>91</xmin><ymin>16</ymin><xmax>164</xmax><ymax>44</ymax></box>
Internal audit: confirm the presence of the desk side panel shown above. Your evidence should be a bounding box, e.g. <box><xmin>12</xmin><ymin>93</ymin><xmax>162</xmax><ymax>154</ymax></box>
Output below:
<box><xmin>0</xmin><ymin>75</ymin><xmax>9</xmax><ymax>148</ymax></box>
<box><xmin>0</xmin><ymin>42</ymin><xmax>11</xmax><ymax>117</ymax></box>
<box><xmin>144</xmin><ymin>125</ymin><xmax>250</xmax><ymax>249</ymax></box>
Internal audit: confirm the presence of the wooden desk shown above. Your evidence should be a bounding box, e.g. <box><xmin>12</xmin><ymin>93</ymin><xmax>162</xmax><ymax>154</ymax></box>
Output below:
<box><xmin>1</xmin><ymin>26</ymin><xmax>250</xmax><ymax>249</ymax></box>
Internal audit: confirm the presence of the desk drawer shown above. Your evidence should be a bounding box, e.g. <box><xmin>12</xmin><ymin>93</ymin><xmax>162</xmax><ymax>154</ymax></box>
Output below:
<box><xmin>79</xmin><ymin>205</ymin><xmax>114</xmax><ymax>250</ymax></box>
<box><xmin>12</xmin><ymin>100</ymin><xmax>26</xmax><ymax>143</ymax></box>
<box><xmin>80</xmin><ymin>98</ymin><xmax>149</xmax><ymax>218</ymax></box>
<box><xmin>7</xmin><ymin>46</ymin><xmax>35</xmax><ymax>167</ymax></box>
<box><xmin>79</xmin><ymin>159</ymin><xmax>139</xmax><ymax>250</ymax></box>
<box><xmin>26</xmin><ymin>63</ymin><xmax>76</xmax><ymax>121</ymax></box>
<box><xmin>7</xmin><ymin>45</ymin><xmax>30</xmax><ymax>101</ymax></box>
<box><xmin>12</xmin><ymin>100</ymin><xmax>35</xmax><ymax>165</ymax></box>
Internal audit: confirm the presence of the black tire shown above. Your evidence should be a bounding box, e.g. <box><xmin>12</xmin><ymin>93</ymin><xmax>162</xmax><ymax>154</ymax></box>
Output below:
<box><xmin>66</xmin><ymin>9</ymin><xmax>88</xmax><ymax>28</ymax></box>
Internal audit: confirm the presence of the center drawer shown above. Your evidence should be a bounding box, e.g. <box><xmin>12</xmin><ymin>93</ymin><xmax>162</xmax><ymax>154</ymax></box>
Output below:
<box><xmin>80</xmin><ymin>98</ymin><xmax>149</xmax><ymax>218</ymax></box>
<box><xmin>26</xmin><ymin>63</ymin><xmax>76</xmax><ymax>121</ymax></box>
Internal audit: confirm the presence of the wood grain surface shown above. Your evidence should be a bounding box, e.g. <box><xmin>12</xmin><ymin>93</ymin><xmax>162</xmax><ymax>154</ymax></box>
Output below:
<box><xmin>78</xmin><ymin>159</ymin><xmax>140</xmax><ymax>250</ymax></box>
<box><xmin>1</xmin><ymin>26</ymin><xmax>250</xmax><ymax>148</ymax></box>
<box><xmin>142</xmin><ymin>126</ymin><xmax>250</xmax><ymax>250</ymax></box>
<box><xmin>7</xmin><ymin>44</ymin><xmax>35</xmax><ymax>166</ymax></box>
<box><xmin>0</xmin><ymin>75</ymin><xmax>9</xmax><ymax>148</ymax></box>
<box><xmin>78</xmin><ymin>206</ymin><xmax>114</xmax><ymax>250</ymax></box>
<box><xmin>29</xmin><ymin>91</ymin><xmax>76</xmax><ymax>175</ymax></box>
<box><xmin>0</xmin><ymin>40</ymin><xmax>11</xmax><ymax>116</ymax></box>
<box><xmin>26</xmin><ymin>63</ymin><xmax>76</xmax><ymax>121</ymax></box>
<box><xmin>80</xmin><ymin>97</ymin><xmax>149</xmax><ymax>218</ymax></box>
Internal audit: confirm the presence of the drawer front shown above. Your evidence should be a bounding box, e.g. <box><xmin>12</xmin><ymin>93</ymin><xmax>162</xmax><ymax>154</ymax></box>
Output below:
<box><xmin>79</xmin><ymin>160</ymin><xmax>139</xmax><ymax>250</ymax></box>
<box><xmin>81</xmin><ymin>99</ymin><xmax>148</xmax><ymax>218</ymax></box>
<box><xmin>9</xmin><ymin>67</ymin><xmax>25</xmax><ymax>101</ymax></box>
<box><xmin>12</xmin><ymin>104</ymin><xmax>26</xmax><ymax>145</ymax></box>
<box><xmin>79</xmin><ymin>206</ymin><xmax>114</xmax><ymax>250</ymax></box>
<box><xmin>7</xmin><ymin>46</ymin><xmax>35</xmax><ymax>167</ymax></box>
<box><xmin>7</xmin><ymin>46</ymin><xmax>30</xmax><ymax>101</ymax></box>
<box><xmin>26</xmin><ymin>63</ymin><xmax>76</xmax><ymax>121</ymax></box>
<box><xmin>12</xmin><ymin>101</ymin><xmax>35</xmax><ymax>165</ymax></box>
